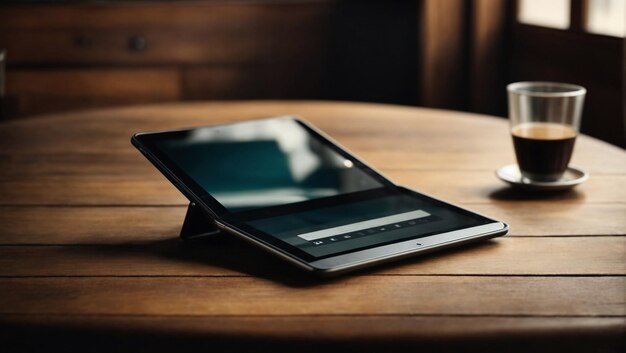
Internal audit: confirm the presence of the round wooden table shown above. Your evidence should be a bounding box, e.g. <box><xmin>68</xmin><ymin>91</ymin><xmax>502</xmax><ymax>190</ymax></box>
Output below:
<box><xmin>0</xmin><ymin>101</ymin><xmax>624</xmax><ymax>352</ymax></box>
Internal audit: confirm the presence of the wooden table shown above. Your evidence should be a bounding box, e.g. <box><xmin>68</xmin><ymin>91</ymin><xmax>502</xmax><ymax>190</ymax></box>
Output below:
<box><xmin>1</xmin><ymin>101</ymin><xmax>624</xmax><ymax>352</ymax></box>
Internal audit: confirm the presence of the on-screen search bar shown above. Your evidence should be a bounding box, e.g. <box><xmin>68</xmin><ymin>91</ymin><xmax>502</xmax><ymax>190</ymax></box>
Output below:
<box><xmin>297</xmin><ymin>210</ymin><xmax>431</xmax><ymax>241</ymax></box>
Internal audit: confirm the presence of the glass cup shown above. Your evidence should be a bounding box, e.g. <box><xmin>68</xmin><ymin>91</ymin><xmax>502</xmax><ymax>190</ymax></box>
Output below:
<box><xmin>507</xmin><ymin>81</ymin><xmax>586</xmax><ymax>181</ymax></box>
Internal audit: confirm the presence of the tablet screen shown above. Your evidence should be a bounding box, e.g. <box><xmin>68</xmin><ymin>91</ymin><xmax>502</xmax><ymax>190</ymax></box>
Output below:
<box><xmin>140</xmin><ymin>117</ymin><xmax>491</xmax><ymax>259</ymax></box>
<box><xmin>153</xmin><ymin>118</ymin><xmax>385</xmax><ymax>212</ymax></box>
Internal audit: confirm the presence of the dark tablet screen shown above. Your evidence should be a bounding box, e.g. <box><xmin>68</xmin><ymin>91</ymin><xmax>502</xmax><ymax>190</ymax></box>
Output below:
<box><xmin>153</xmin><ymin>118</ymin><xmax>385</xmax><ymax>212</ymax></box>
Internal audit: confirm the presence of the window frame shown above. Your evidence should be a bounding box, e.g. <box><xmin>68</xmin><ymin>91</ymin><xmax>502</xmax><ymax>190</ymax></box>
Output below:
<box><xmin>510</xmin><ymin>0</ymin><xmax>625</xmax><ymax>147</ymax></box>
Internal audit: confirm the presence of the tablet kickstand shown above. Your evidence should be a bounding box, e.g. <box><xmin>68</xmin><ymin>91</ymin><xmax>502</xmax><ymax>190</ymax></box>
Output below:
<box><xmin>179</xmin><ymin>202</ymin><xmax>222</xmax><ymax>241</ymax></box>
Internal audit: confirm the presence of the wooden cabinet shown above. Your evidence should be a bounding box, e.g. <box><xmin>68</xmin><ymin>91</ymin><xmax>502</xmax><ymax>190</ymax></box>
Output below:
<box><xmin>0</xmin><ymin>1</ymin><xmax>333</xmax><ymax>118</ymax></box>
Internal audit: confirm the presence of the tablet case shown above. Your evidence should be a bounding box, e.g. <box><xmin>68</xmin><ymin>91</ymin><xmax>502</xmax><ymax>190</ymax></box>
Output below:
<box><xmin>179</xmin><ymin>203</ymin><xmax>221</xmax><ymax>240</ymax></box>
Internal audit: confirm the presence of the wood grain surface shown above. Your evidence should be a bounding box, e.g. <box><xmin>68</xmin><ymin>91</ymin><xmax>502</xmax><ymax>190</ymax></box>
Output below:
<box><xmin>0</xmin><ymin>101</ymin><xmax>624</xmax><ymax>352</ymax></box>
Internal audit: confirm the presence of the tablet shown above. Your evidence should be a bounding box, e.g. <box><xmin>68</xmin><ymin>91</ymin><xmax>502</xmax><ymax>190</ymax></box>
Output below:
<box><xmin>132</xmin><ymin>116</ymin><xmax>507</xmax><ymax>275</ymax></box>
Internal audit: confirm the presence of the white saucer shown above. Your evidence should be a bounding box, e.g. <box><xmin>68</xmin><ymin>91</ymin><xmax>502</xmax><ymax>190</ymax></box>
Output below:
<box><xmin>495</xmin><ymin>164</ymin><xmax>589</xmax><ymax>191</ymax></box>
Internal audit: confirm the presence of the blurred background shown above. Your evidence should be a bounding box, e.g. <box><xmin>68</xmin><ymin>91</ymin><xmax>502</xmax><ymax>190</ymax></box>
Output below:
<box><xmin>0</xmin><ymin>0</ymin><xmax>624</xmax><ymax>147</ymax></box>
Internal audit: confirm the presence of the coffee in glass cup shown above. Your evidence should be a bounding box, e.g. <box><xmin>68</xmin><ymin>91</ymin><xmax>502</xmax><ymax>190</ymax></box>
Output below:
<box><xmin>507</xmin><ymin>82</ymin><xmax>586</xmax><ymax>181</ymax></box>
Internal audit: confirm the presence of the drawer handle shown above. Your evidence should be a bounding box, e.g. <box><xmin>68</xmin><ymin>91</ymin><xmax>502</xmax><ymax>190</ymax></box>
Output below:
<box><xmin>128</xmin><ymin>35</ymin><xmax>147</xmax><ymax>51</ymax></box>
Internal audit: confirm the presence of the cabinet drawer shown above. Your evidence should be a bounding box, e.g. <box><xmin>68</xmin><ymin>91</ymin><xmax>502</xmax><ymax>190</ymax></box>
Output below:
<box><xmin>182</xmin><ymin>64</ymin><xmax>324</xmax><ymax>100</ymax></box>
<box><xmin>7</xmin><ymin>68</ymin><xmax>181</xmax><ymax>117</ymax></box>
<box><xmin>0</xmin><ymin>2</ymin><xmax>331</xmax><ymax>65</ymax></box>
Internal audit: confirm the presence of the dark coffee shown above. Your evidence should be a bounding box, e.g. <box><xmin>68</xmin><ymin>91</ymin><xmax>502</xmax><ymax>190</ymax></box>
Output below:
<box><xmin>512</xmin><ymin>123</ymin><xmax>577</xmax><ymax>181</ymax></box>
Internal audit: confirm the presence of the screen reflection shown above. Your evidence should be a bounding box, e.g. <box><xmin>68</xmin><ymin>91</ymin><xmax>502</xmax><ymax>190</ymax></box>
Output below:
<box><xmin>157</xmin><ymin>118</ymin><xmax>382</xmax><ymax>211</ymax></box>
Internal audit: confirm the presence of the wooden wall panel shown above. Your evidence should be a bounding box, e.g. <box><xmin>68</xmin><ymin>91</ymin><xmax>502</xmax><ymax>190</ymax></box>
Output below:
<box><xmin>6</xmin><ymin>69</ymin><xmax>181</xmax><ymax>117</ymax></box>
<box><xmin>0</xmin><ymin>3</ymin><xmax>332</xmax><ymax>65</ymax></box>
<box><xmin>468</xmin><ymin>0</ymin><xmax>510</xmax><ymax>116</ymax></box>
<box><xmin>182</xmin><ymin>63</ymin><xmax>324</xmax><ymax>100</ymax></box>
<box><xmin>418</xmin><ymin>0</ymin><xmax>511</xmax><ymax>116</ymax></box>
<box><xmin>0</xmin><ymin>1</ymin><xmax>333</xmax><ymax>118</ymax></box>
<box><xmin>418</xmin><ymin>0</ymin><xmax>468</xmax><ymax>110</ymax></box>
